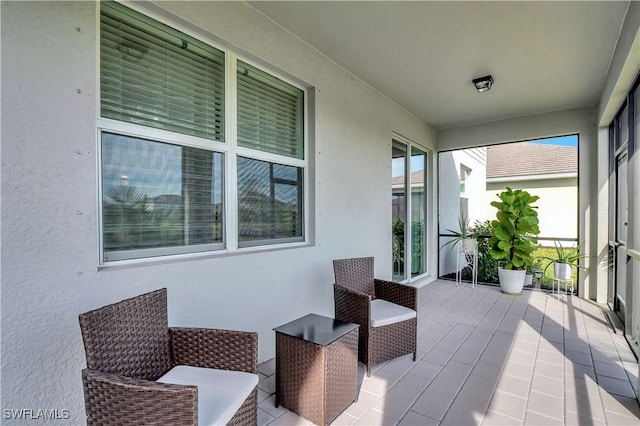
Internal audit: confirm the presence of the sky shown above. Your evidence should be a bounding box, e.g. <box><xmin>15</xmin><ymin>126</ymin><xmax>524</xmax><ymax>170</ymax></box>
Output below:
<box><xmin>531</xmin><ymin>135</ymin><xmax>578</xmax><ymax>147</ymax></box>
<box><xmin>392</xmin><ymin>134</ymin><xmax>578</xmax><ymax>177</ymax></box>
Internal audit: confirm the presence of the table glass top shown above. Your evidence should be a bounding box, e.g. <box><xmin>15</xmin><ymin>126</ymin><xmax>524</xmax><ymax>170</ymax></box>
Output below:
<box><xmin>273</xmin><ymin>313</ymin><xmax>359</xmax><ymax>346</ymax></box>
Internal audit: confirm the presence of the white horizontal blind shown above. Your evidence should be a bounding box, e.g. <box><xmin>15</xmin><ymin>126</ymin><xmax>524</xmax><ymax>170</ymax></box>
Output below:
<box><xmin>237</xmin><ymin>61</ymin><xmax>304</xmax><ymax>159</ymax></box>
<box><xmin>100</xmin><ymin>1</ymin><xmax>225</xmax><ymax>141</ymax></box>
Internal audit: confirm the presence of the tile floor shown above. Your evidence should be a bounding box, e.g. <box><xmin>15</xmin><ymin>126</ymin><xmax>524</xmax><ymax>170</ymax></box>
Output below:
<box><xmin>256</xmin><ymin>280</ymin><xmax>640</xmax><ymax>425</ymax></box>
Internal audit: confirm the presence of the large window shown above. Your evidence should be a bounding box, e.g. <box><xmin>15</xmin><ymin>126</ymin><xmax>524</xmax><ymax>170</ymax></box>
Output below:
<box><xmin>98</xmin><ymin>1</ymin><xmax>307</xmax><ymax>263</ymax></box>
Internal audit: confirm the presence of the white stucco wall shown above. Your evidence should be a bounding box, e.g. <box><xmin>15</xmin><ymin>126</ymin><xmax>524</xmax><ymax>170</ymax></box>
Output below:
<box><xmin>487</xmin><ymin>177</ymin><xmax>578</xmax><ymax>243</ymax></box>
<box><xmin>438</xmin><ymin>148</ymin><xmax>487</xmax><ymax>276</ymax></box>
<box><xmin>0</xmin><ymin>1</ymin><xmax>436</xmax><ymax>423</ymax></box>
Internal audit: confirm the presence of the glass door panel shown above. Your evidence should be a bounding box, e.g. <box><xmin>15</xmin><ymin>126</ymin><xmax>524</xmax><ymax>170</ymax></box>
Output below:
<box><xmin>392</xmin><ymin>141</ymin><xmax>407</xmax><ymax>281</ymax></box>
<box><xmin>616</xmin><ymin>150</ymin><xmax>628</xmax><ymax>323</ymax></box>
<box><xmin>411</xmin><ymin>147</ymin><xmax>427</xmax><ymax>277</ymax></box>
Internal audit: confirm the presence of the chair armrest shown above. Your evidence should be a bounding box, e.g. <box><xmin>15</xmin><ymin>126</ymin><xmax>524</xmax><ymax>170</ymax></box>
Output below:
<box><xmin>170</xmin><ymin>327</ymin><xmax>258</xmax><ymax>373</ymax></box>
<box><xmin>333</xmin><ymin>284</ymin><xmax>371</xmax><ymax>327</ymax></box>
<box><xmin>375</xmin><ymin>279</ymin><xmax>418</xmax><ymax>311</ymax></box>
<box><xmin>82</xmin><ymin>368</ymin><xmax>197</xmax><ymax>425</ymax></box>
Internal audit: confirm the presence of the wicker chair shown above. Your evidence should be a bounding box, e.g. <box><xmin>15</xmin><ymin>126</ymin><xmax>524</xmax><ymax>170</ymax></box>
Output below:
<box><xmin>79</xmin><ymin>288</ymin><xmax>258</xmax><ymax>426</ymax></box>
<box><xmin>333</xmin><ymin>257</ymin><xmax>418</xmax><ymax>376</ymax></box>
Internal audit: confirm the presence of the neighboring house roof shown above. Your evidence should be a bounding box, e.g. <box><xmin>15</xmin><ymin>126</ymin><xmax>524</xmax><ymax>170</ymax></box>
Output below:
<box><xmin>392</xmin><ymin>170</ymin><xmax>424</xmax><ymax>187</ymax></box>
<box><xmin>487</xmin><ymin>142</ymin><xmax>577</xmax><ymax>179</ymax></box>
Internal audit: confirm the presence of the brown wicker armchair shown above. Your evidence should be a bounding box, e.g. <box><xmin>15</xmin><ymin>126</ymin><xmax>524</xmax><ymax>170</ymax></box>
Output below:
<box><xmin>79</xmin><ymin>288</ymin><xmax>258</xmax><ymax>426</ymax></box>
<box><xmin>333</xmin><ymin>257</ymin><xmax>417</xmax><ymax>376</ymax></box>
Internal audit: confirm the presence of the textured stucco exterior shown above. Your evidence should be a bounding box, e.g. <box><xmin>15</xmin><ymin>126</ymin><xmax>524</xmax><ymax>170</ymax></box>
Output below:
<box><xmin>2</xmin><ymin>0</ymin><xmax>640</xmax><ymax>422</ymax></box>
<box><xmin>487</xmin><ymin>177</ymin><xmax>578</xmax><ymax>243</ymax></box>
<box><xmin>0</xmin><ymin>1</ymin><xmax>436</xmax><ymax>423</ymax></box>
<box><xmin>438</xmin><ymin>148</ymin><xmax>487</xmax><ymax>276</ymax></box>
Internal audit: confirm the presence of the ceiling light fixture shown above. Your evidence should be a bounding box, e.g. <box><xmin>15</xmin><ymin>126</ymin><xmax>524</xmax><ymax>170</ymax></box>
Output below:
<box><xmin>472</xmin><ymin>75</ymin><xmax>494</xmax><ymax>93</ymax></box>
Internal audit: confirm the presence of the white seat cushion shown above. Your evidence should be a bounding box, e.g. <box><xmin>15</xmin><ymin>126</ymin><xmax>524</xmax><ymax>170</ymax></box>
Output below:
<box><xmin>370</xmin><ymin>299</ymin><xmax>417</xmax><ymax>328</ymax></box>
<box><xmin>157</xmin><ymin>365</ymin><xmax>258</xmax><ymax>426</ymax></box>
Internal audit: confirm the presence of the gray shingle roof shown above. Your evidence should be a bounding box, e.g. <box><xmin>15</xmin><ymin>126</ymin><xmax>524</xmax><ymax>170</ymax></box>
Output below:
<box><xmin>486</xmin><ymin>142</ymin><xmax>577</xmax><ymax>179</ymax></box>
<box><xmin>392</xmin><ymin>170</ymin><xmax>424</xmax><ymax>186</ymax></box>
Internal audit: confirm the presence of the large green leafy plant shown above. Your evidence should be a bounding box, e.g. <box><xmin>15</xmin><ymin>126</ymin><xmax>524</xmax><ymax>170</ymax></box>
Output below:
<box><xmin>488</xmin><ymin>187</ymin><xmax>540</xmax><ymax>270</ymax></box>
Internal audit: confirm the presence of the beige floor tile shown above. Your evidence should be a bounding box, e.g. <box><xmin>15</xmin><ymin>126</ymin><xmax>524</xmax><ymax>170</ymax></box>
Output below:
<box><xmin>487</xmin><ymin>390</ymin><xmax>527</xmax><ymax>421</ymax></box>
<box><xmin>564</xmin><ymin>349</ymin><xmax>593</xmax><ymax>366</ymax></box>
<box><xmin>259</xmin><ymin>395</ymin><xmax>288</xmax><ymax>418</ymax></box>
<box><xmin>564</xmin><ymin>339</ymin><xmax>590</xmax><ymax>354</ymax></box>
<box><xmin>397</xmin><ymin>410</ymin><xmax>439</xmax><ymax>426</ymax></box>
<box><xmin>526</xmin><ymin>390</ymin><xmax>564</xmax><ymax>421</ymax></box>
<box><xmin>535</xmin><ymin>348</ymin><xmax>564</xmax><ymax>366</ymax></box>
<box><xmin>371</xmin><ymin>373</ymin><xmax>429</xmax><ymax>420</ymax></box>
<box><xmin>422</xmin><ymin>348</ymin><xmax>454</xmax><ymax>366</ymax></box>
<box><xmin>407</xmin><ymin>359</ymin><xmax>442</xmax><ymax>382</ymax></box>
<box><xmin>564</xmin><ymin>392</ymin><xmax>605</xmax><ymax>421</ymax></box>
<box><xmin>508</xmin><ymin>348</ymin><xmax>536</xmax><ymax>366</ymax></box>
<box><xmin>564</xmin><ymin>361</ymin><xmax>596</xmax><ymax>379</ymax></box>
<box><xmin>258</xmin><ymin>389</ymin><xmax>271</xmax><ymax>403</ymax></box>
<box><xmin>597</xmin><ymin>374</ymin><xmax>636</xmax><ymax>398</ymax></box>
<box><xmin>565</xmin><ymin>375</ymin><xmax>601</xmax><ymax>400</ymax></box>
<box><xmin>594</xmin><ymin>360</ymin><xmax>629</xmax><ymax>380</ymax></box>
<box><xmin>440</xmin><ymin>405</ymin><xmax>485</xmax><ymax>426</ymax></box>
<box><xmin>482</xmin><ymin>410</ymin><xmax>523</xmax><ymax>426</ymax></box>
<box><xmin>495</xmin><ymin>374</ymin><xmax>530</xmax><ymax>399</ymax></box>
<box><xmin>599</xmin><ymin>389</ymin><xmax>640</xmax><ymax>417</ymax></box>
<box><xmin>411</xmin><ymin>360</ymin><xmax>473</xmax><ymax>421</ymax></box>
<box><xmin>501</xmin><ymin>360</ymin><xmax>534</xmax><ymax>381</ymax></box>
<box><xmin>258</xmin><ymin>358</ymin><xmax>276</xmax><ymax>376</ymax></box>
<box><xmin>258</xmin><ymin>375</ymin><xmax>276</xmax><ymax>394</ymax></box>
<box><xmin>451</xmin><ymin>347</ymin><xmax>483</xmax><ymax>366</ymax></box>
<box><xmin>258</xmin><ymin>408</ymin><xmax>275</xmax><ymax>426</ymax></box>
<box><xmin>256</xmin><ymin>281</ymin><xmax>639</xmax><ymax>426</ymax></box>
<box><xmin>267</xmin><ymin>411</ymin><xmax>312</xmax><ymax>426</ymax></box>
<box><xmin>530</xmin><ymin>374</ymin><xmax>563</xmax><ymax>398</ymax></box>
<box><xmin>331</xmin><ymin>411</ymin><xmax>358</xmax><ymax>426</ymax></box>
<box><xmin>354</xmin><ymin>408</ymin><xmax>398</xmax><ymax>426</ymax></box>
<box><xmin>524</xmin><ymin>410</ymin><xmax>563</xmax><ymax>425</ymax></box>
<box><xmin>604</xmin><ymin>410</ymin><xmax>640</xmax><ymax>425</ymax></box>
<box><xmin>376</xmin><ymin>353</ymin><xmax>421</xmax><ymax>379</ymax></box>
<box><xmin>564</xmin><ymin>410</ymin><xmax>606</xmax><ymax>426</ymax></box>
<box><xmin>361</xmin><ymin>372</ymin><xmax>397</xmax><ymax>397</ymax></box>
<box><xmin>344</xmin><ymin>390</ymin><xmax>380</xmax><ymax>419</ymax></box>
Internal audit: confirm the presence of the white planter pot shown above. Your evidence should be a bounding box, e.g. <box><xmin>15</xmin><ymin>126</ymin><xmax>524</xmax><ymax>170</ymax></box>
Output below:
<box><xmin>554</xmin><ymin>263</ymin><xmax>572</xmax><ymax>280</ymax></box>
<box><xmin>461</xmin><ymin>238</ymin><xmax>477</xmax><ymax>253</ymax></box>
<box><xmin>498</xmin><ymin>268</ymin><xmax>526</xmax><ymax>295</ymax></box>
<box><xmin>524</xmin><ymin>273</ymin><xmax>533</xmax><ymax>286</ymax></box>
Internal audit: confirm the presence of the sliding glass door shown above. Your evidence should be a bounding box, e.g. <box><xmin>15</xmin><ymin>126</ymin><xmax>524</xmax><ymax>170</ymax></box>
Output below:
<box><xmin>391</xmin><ymin>137</ymin><xmax>428</xmax><ymax>282</ymax></box>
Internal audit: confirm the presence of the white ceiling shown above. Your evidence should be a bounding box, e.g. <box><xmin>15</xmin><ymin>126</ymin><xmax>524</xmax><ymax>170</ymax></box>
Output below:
<box><xmin>248</xmin><ymin>1</ymin><xmax>630</xmax><ymax>130</ymax></box>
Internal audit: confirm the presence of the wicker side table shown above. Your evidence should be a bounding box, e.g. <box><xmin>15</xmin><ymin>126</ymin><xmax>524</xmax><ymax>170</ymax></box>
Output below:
<box><xmin>274</xmin><ymin>313</ymin><xmax>359</xmax><ymax>426</ymax></box>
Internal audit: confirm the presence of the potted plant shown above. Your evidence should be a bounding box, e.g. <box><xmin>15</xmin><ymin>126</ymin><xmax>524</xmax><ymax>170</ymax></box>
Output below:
<box><xmin>531</xmin><ymin>258</ymin><xmax>544</xmax><ymax>284</ymax></box>
<box><xmin>441</xmin><ymin>214</ymin><xmax>477</xmax><ymax>253</ymax></box>
<box><xmin>541</xmin><ymin>240</ymin><xmax>589</xmax><ymax>280</ymax></box>
<box><xmin>488</xmin><ymin>187</ymin><xmax>540</xmax><ymax>295</ymax></box>
<box><xmin>472</xmin><ymin>219</ymin><xmax>499</xmax><ymax>284</ymax></box>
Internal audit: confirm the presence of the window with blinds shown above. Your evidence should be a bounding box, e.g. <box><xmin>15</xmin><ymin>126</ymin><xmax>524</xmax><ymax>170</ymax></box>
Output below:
<box><xmin>100</xmin><ymin>1</ymin><xmax>225</xmax><ymax>141</ymax></box>
<box><xmin>237</xmin><ymin>157</ymin><xmax>303</xmax><ymax>246</ymax></box>
<box><xmin>102</xmin><ymin>133</ymin><xmax>224</xmax><ymax>261</ymax></box>
<box><xmin>237</xmin><ymin>61</ymin><xmax>304</xmax><ymax>159</ymax></box>
<box><xmin>98</xmin><ymin>2</ymin><xmax>307</xmax><ymax>262</ymax></box>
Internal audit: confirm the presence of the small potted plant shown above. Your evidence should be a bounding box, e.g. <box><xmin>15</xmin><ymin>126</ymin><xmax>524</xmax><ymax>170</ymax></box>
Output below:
<box><xmin>541</xmin><ymin>240</ymin><xmax>589</xmax><ymax>280</ymax></box>
<box><xmin>441</xmin><ymin>214</ymin><xmax>477</xmax><ymax>253</ymax></box>
<box><xmin>531</xmin><ymin>258</ymin><xmax>544</xmax><ymax>284</ymax></box>
<box><xmin>488</xmin><ymin>187</ymin><xmax>540</xmax><ymax>295</ymax></box>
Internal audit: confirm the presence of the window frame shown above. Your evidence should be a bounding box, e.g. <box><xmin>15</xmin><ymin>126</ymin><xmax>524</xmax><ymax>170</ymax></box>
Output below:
<box><xmin>97</xmin><ymin>2</ymin><xmax>310</xmax><ymax>266</ymax></box>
